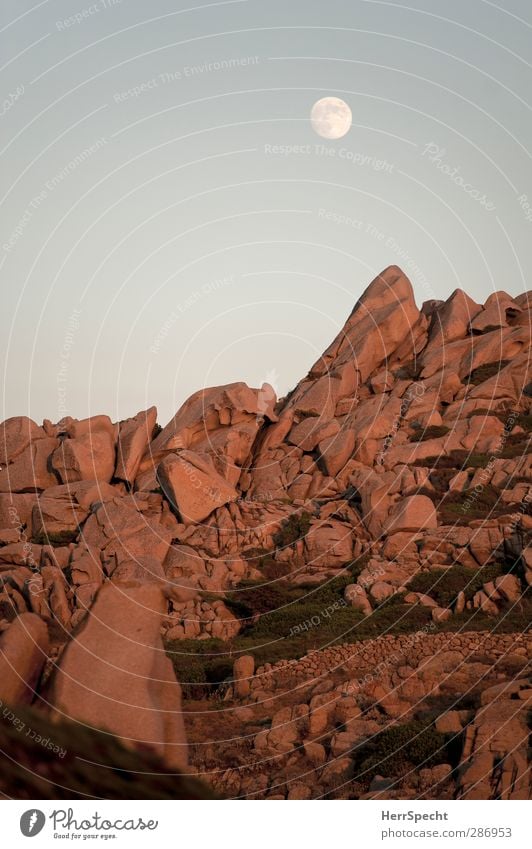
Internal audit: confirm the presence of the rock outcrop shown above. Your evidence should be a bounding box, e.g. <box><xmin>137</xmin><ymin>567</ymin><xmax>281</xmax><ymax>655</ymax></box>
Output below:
<box><xmin>0</xmin><ymin>265</ymin><xmax>530</xmax><ymax>800</ymax></box>
<box><xmin>49</xmin><ymin>559</ymin><xmax>188</xmax><ymax>770</ymax></box>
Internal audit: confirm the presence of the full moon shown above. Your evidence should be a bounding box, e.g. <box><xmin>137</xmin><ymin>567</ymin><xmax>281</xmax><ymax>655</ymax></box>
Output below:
<box><xmin>310</xmin><ymin>97</ymin><xmax>352</xmax><ymax>140</ymax></box>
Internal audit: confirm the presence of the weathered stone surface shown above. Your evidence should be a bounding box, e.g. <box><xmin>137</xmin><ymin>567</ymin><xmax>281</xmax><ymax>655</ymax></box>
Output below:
<box><xmin>141</xmin><ymin>382</ymin><xmax>277</xmax><ymax>487</ymax></box>
<box><xmin>233</xmin><ymin>655</ymin><xmax>255</xmax><ymax>698</ymax></box>
<box><xmin>157</xmin><ymin>451</ymin><xmax>238</xmax><ymax>525</ymax></box>
<box><xmin>384</xmin><ymin>495</ymin><xmax>437</xmax><ymax>534</ymax></box>
<box><xmin>115</xmin><ymin>406</ymin><xmax>157</xmax><ymax>486</ymax></box>
<box><xmin>49</xmin><ymin>568</ymin><xmax>188</xmax><ymax>769</ymax></box>
<box><xmin>52</xmin><ymin>428</ymin><xmax>115</xmax><ymax>484</ymax></box>
<box><xmin>0</xmin><ymin>493</ymin><xmax>37</xmax><ymax>531</ymax></box>
<box><xmin>0</xmin><ymin>438</ymin><xmax>59</xmax><ymax>492</ymax></box>
<box><xmin>0</xmin><ymin>417</ymin><xmax>47</xmax><ymax>466</ymax></box>
<box><xmin>0</xmin><ymin>613</ymin><xmax>49</xmax><ymax>704</ymax></box>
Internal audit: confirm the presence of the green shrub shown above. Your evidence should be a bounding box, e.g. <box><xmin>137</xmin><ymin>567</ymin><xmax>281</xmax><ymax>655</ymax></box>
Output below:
<box><xmin>439</xmin><ymin>484</ymin><xmax>506</xmax><ymax>522</ymax></box>
<box><xmin>394</xmin><ymin>360</ymin><xmax>419</xmax><ymax>380</ymax></box>
<box><xmin>166</xmin><ymin>594</ymin><xmax>434</xmax><ymax>695</ymax></box>
<box><xmin>33</xmin><ymin>528</ymin><xmax>79</xmax><ymax>546</ymax></box>
<box><xmin>436</xmin><ymin>597</ymin><xmax>531</xmax><ymax>634</ymax></box>
<box><xmin>408</xmin><ymin>564</ymin><xmax>503</xmax><ymax>608</ymax></box>
<box><xmin>465</xmin><ymin>361</ymin><xmax>510</xmax><ymax>385</ymax></box>
<box><xmin>413</xmin><ymin>451</ymin><xmax>491</xmax><ymax>470</ymax></box>
<box><xmin>273</xmin><ymin>511</ymin><xmax>312</xmax><ymax>547</ymax></box>
<box><xmin>516</xmin><ymin>414</ymin><xmax>532</xmax><ymax>432</ymax></box>
<box><xmin>353</xmin><ymin>719</ymin><xmax>448</xmax><ymax>782</ymax></box>
<box><xmin>499</xmin><ymin>434</ymin><xmax>532</xmax><ymax>459</ymax></box>
<box><xmin>409</xmin><ymin>425</ymin><xmax>450</xmax><ymax>443</ymax></box>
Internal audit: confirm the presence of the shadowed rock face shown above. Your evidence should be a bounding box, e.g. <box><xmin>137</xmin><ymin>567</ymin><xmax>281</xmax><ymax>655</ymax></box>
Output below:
<box><xmin>0</xmin><ymin>265</ymin><xmax>531</xmax><ymax>799</ymax></box>
<box><xmin>48</xmin><ymin>561</ymin><xmax>188</xmax><ymax>771</ymax></box>
<box><xmin>0</xmin><ymin>703</ymin><xmax>213</xmax><ymax>799</ymax></box>
<box><xmin>0</xmin><ymin>613</ymin><xmax>49</xmax><ymax>704</ymax></box>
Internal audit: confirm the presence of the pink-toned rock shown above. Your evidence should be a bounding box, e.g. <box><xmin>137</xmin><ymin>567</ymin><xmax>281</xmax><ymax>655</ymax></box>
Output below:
<box><xmin>0</xmin><ymin>493</ymin><xmax>37</xmax><ymax>531</ymax></box>
<box><xmin>427</xmin><ymin>289</ymin><xmax>482</xmax><ymax>346</ymax></box>
<box><xmin>344</xmin><ymin>583</ymin><xmax>372</xmax><ymax>614</ymax></box>
<box><xmin>115</xmin><ymin>406</ymin><xmax>158</xmax><ymax>485</ymax></box>
<box><xmin>65</xmin><ymin>415</ymin><xmax>115</xmax><ymax>440</ymax></box>
<box><xmin>384</xmin><ymin>495</ymin><xmax>437</xmax><ymax>534</ymax></box>
<box><xmin>157</xmin><ymin>451</ymin><xmax>238</xmax><ymax>525</ymax></box>
<box><xmin>80</xmin><ymin>496</ymin><xmax>172</xmax><ymax>573</ymax></box>
<box><xmin>32</xmin><ymin>486</ymin><xmax>89</xmax><ymax>542</ymax></box>
<box><xmin>287</xmin><ymin>417</ymin><xmax>340</xmax><ymax>452</ymax></box>
<box><xmin>469</xmin><ymin>525</ymin><xmax>504</xmax><ymax>566</ymax></box>
<box><xmin>369</xmin><ymin>581</ymin><xmax>395</xmax><ymax>602</ymax></box>
<box><xmin>494</xmin><ymin>574</ymin><xmax>522</xmax><ymax>602</ymax></box>
<box><xmin>0</xmin><ymin>613</ymin><xmax>49</xmax><ymax>704</ymax></box>
<box><xmin>382</xmin><ymin>531</ymin><xmax>421</xmax><ymax>559</ymax></box>
<box><xmin>0</xmin><ymin>542</ymin><xmax>42</xmax><ymax>569</ymax></box>
<box><xmin>304</xmin><ymin>519</ymin><xmax>353</xmax><ymax>568</ymax></box>
<box><xmin>0</xmin><ymin>416</ymin><xmax>47</xmax><ymax>466</ymax></box>
<box><xmin>470</xmin><ymin>292</ymin><xmax>520</xmax><ymax>334</ymax></box>
<box><xmin>49</xmin><ymin>568</ymin><xmax>188</xmax><ymax>769</ymax></box>
<box><xmin>141</xmin><ymin>382</ymin><xmax>277</xmax><ymax>487</ymax></box>
<box><xmin>432</xmin><ymin>606</ymin><xmax>452</xmax><ymax>623</ymax></box>
<box><xmin>0</xmin><ymin>438</ymin><xmax>59</xmax><ymax>492</ymax></box>
<box><xmin>52</xmin><ymin>428</ymin><xmax>116</xmax><ymax>484</ymax></box>
<box><xmin>233</xmin><ymin>654</ymin><xmax>255</xmax><ymax>698</ymax></box>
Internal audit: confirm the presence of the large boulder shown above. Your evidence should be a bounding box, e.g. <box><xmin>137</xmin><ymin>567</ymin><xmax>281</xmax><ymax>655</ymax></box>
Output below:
<box><xmin>115</xmin><ymin>406</ymin><xmax>157</xmax><ymax>486</ymax></box>
<box><xmin>233</xmin><ymin>655</ymin><xmax>255</xmax><ymax>698</ymax></box>
<box><xmin>0</xmin><ymin>613</ymin><xmax>49</xmax><ymax>704</ymax></box>
<box><xmin>51</xmin><ymin>427</ymin><xmax>116</xmax><ymax>485</ymax></box>
<box><xmin>0</xmin><ymin>437</ymin><xmax>59</xmax><ymax>492</ymax></box>
<box><xmin>384</xmin><ymin>495</ymin><xmax>437</xmax><ymax>534</ymax></box>
<box><xmin>0</xmin><ymin>416</ymin><xmax>47</xmax><ymax>466</ymax></box>
<box><xmin>303</xmin><ymin>519</ymin><xmax>354</xmax><ymax>568</ymax></box>
<box><xmin>140</xmin><ymin>382</ymin><xmax>277</xmax><ymax>487</ymax></box>
<box><xmin>0</xmin><ymin>493</ymin><xmax>37</xmax><ymax>531</ymax></box>
<box><xmin>80</xmin><ymin>496</ymin><xmax>172</xmax><ymax>572</ymax></box>
<box><xmin>157</xmin><ymin>451</ymin><xmax>238</xmax><ymax>525</ymax></box>
<box><xmin>49</xmin><ymin>562</ymin><xmax>188</xmax><ymax>769</ymax></box>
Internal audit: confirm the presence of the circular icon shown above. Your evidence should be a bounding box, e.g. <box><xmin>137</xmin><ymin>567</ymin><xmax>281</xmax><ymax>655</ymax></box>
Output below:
<box><xmin>20</xmin><ymin>810</ymin><xmax>46</xmax><ymax>837</ymax></box>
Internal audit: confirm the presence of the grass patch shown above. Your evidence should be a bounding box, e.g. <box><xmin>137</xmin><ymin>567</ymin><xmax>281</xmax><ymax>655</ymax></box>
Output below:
<box><xmin>407</xmin><ymin>564</ymin><xmax>503</xmax><ymax>608</ymax></box>
<box><xmin>409</xmin><ymin>425</ymin><xmax>450</xmax><ymax>443</ymax></box>
<box><xmin>413</xmin><ymin>450</ymin><xmax>491</xmax><ymax>471</ymax></box>
<box><xmin>166</xmin><ymin>573</ymin><xmax>433</xmax><ymax>699</ymax></box>
<box><xmin>32</xmin><ymin>528</ymin><xmax>79</xmax><ymax>546</ymax></box>
<box><xmin>465</xmin><ymin>361</ymin><xmax>510</xmax><ymax>385</ymax></box>
<box><xmin>498</xmin><ymin>434</ymin><xmax>532</xmax><ymax>459</ymax></box>
<box><xmin>434</xmin><ymin>597</ymin><xmax>531</xmax><ymax>634</ymax></box>
<box><xmin>353</xmin><ymin>719</ymin><xmax>449</xmax><ymax>783</ymax></box>
<box><xmin>438</xmin><ymin>484</ymin><xmax>508</xmax><ymax>523</ymax></box>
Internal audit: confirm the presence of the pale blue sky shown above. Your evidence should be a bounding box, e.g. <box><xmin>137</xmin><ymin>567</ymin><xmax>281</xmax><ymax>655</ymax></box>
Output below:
<box><xmin>1</xmin><ymin>0</ymin><xmax>531</xmax><ymax>425</ymax></box>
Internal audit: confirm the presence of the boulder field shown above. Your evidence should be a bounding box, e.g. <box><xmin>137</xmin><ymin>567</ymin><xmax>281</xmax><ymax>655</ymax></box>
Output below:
<box><xmin>0</xmin><ymin>266</ymin><xmax>530</xmax><ymax>798</ymax></box>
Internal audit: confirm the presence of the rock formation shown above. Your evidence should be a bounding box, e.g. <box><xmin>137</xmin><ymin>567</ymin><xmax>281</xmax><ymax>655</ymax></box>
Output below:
<box><xmin>0</xmin><ymin>265</ymin><xmax>530</xmax><ymax>799</ymax></box>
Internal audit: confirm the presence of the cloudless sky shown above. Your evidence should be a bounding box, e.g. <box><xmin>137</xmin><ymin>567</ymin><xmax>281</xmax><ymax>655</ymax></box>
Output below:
<box><xmin>1</xmin><ymin>0</ymin><xmax>531</xmax><ymax>426</ymax></box>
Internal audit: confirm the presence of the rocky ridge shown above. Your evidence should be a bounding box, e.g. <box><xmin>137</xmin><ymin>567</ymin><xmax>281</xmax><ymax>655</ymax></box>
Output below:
<box><xmin>0</xmin><ymin>266</ymin><xmax>530</xmax><ymax>799</ymax></box>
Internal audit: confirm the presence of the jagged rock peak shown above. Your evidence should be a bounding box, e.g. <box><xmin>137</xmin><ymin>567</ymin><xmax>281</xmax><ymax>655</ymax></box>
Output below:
<box><xmin>350</xmin><ymin>264</ymin><xmax>417</xmax><ymax>316</ymax></box>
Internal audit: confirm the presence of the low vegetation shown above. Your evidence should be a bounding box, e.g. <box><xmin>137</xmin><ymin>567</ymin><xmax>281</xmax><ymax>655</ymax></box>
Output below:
<box><xmin>352</xmin><ymin>719</ymin><xmax>449</xmax><ymax>783</ymax></box>
<box><xmin>0</xmin><ymin>705</ymin><xmax>213</xmax><ymax>799</ymax></box>
<box><xmin>465</xmin><ymin>361</ymin><xmax>510</xmax><ymax>385</ymax></box>
<box><xmin>407</xmin><ymin>564</ymin><xmax>503</xmax><ymax>608</ymax></box>
<box><xmin>409</xmin><ymin>425</ymin><xmax>450</xmax><ymax>443</ymax></box>
<box><xmin>273</xmin><ymin>511</ymin><xmax>312</xmax><ymax>547</ymax></box>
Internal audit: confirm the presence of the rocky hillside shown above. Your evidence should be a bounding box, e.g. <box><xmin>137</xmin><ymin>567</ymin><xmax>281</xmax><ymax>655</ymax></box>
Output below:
<box><xmin>0</xmin><ymin>265</ymin><xmax>530</xmax><ymax>799</ymax></box>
